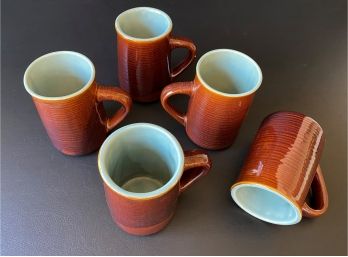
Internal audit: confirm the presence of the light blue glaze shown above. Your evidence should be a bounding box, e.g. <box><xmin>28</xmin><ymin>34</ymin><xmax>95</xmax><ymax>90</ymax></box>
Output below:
<box><xmin>98</xmin><ymin>123</ymin><xmax>184</xmax><ymax>198</ymax></box>
<box><xmin>23</xmin><ymin>51</ymin><xmax>94</xmax><ymax>99</ymax></box>
<box><xmin>116</xmin><ymin>7</ymin><xmax>172</xmax><ymax>40</ymax></box>
<box><xmin>231</xmin><ymin>184</ymin><xmax>302</xmax><ymax>225</ymax></box>
<box><xmin>197</xmin><ymin>49</ymin><xmax>262</xmax><ymax>95</ymax></box>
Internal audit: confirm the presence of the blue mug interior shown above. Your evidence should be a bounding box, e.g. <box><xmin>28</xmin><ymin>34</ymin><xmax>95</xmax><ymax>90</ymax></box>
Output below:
<box><xmin>197</xmin><ymin>49</ymin><xmax>262</xmax><ymax>95</ymax></box>
<box><xmin>98</xmin><ymin>123</ymin><xmax>184</xmax><ymax>197</ymax></box>
<box><xmin>231</xmin><ymin>184</ymin><xmax>301</xmax><ymax>225</ymax></box>
<box><xmin>24</xmin><ymin>51</ymin><xmax>94</xmax><ymax>99</ymax></box>
<box><xmin>116</xmin><ymin>7</ymin><xmax>172</xmax><ymax>39</ymax></box>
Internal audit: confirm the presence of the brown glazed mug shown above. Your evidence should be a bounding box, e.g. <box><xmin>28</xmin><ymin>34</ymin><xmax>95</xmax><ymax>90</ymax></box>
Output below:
<box><xmin>23</xmin><ymin>51</ymin><xmax>132</xmax><ymax>156</ymax></box>
<box><xmin>98</xmin><ymin>123</ymin><xmax>212</xmax><ymax>235</ymax></box>
<box><xmin>115</xmin><ymin>7</ymin><xmax>197</xmax><ymax>102</ymax></box>
<box><xmin>161</xmin><ymin>49</ymin><xmax>262</xmax><ymax>150</ymax></box>
<box><xmin>231</xmin><ymin>111</ymin><xmax>329</xmax><ymax>225</ymax></box>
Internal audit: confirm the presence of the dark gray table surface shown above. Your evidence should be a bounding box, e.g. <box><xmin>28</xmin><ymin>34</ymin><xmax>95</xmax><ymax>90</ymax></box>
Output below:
<box><xmin>1</xmin><ymin>0</ymin><xmax>347</xmax><ymax>255</ymax></box>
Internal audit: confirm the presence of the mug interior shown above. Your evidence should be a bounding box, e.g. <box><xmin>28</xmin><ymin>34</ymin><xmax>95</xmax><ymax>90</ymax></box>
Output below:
<box><xmin>197</xmin><ymin>49</ymin><xmax>262</xmax><ymax>95</ymax></box>
<box><xmin>231</xmin><ymin>184</ymin><xmax>301</xmax><ymax>225</ymax></box>
<box><xmin>116</xmin><ymin>7</ymin><xmax>172</xmax><ymax>39</ymax></box>
<box><xmin>98</xmin><ymin>123</ymin><xmax>184</xmax><ymax>197</ymax></box>
<box><xmin>24</xmin><ymin>51</ymin><xmax>94</xmax><ymax>99</ymax></box>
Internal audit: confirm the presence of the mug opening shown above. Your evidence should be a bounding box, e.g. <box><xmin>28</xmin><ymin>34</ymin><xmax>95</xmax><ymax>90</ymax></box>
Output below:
<box><xmin>197</xmin><ymin>49</ymin><xmax>262</xmax><ymax>96</ymax></box>
<box><xmin>23</xmin><ymin>51</ymin><xmax>95</xmax><ymax>100</ymax></box>
<box><xmin>115</xmin><ymin>7</ymin><xmax>172</xmax><ymax>40</ymax></box>
<box><xmin>231</xmin><ymin>183</ymin><xmax>301</xmax><ymax>225</ymax></box>
<box><xmin>98</xmin><ymin>123</ymin><xmax>184</xmax><ymax>199</ymax></box>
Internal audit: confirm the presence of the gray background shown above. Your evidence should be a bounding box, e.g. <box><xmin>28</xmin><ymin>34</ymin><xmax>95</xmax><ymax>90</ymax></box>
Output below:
<box><xmin>1</xmin><ymin>0</ymin><xmax>347</xmax><ymax>255</ymax></box>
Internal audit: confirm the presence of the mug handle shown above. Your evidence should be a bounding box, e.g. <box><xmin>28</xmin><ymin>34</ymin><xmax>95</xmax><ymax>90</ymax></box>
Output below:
<box><xmin>179</xmin><ymin>150</ymin><xmax>212</xmax><ymax>193</ymax></box>
<box><xmin>169</xmin><ymin>36</ymin><xmax>196</xmax><ymax>78</ymax></box>
<box><xmin>302</xmin><ymin>165</ymin><xmax>329</xmax><ymax>218</ymax></box>
<box><xmin>160</xmin><ymin>81</ymin><xmax>194</xmax><ymax>126</ymax></box>
<box><xmin>96</xmin><ymin>85</ymin><xmax>132</xmax><ymax>132</ymax></box>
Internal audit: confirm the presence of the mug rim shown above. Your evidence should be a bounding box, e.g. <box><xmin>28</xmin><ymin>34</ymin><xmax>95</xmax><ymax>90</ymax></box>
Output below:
<box><xmin>196</xmin><ymin>49</ymin><xmax>263</xmax><ymax>98</ymax></box>
<box><xmin>231</xmin><ymin>182</ymin><xmax>302</xmax><ymax>225</ymax></box>
<box><xmin>98</xmin><ymin>123</ymin><xmax>185</xmax><ymax>200</ymax></box>
<box><xmin>115</xmin><ymin>7</ymin><xmax>173</xmax><ymax>42</ymax></box>
<box><xmin>23</xmin><ymin>51</ymin><xmax>95</xmax><ymax>101</ymax></box>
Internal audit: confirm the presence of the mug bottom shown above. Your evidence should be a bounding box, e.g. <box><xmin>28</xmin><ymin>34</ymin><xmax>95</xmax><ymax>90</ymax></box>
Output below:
<box><xmin>58</xmin><ymin>146</ymin><xmax>101</xmax><ymax>156</ymax></box>
<box><xmin>125</xmin><ymin>89</ymin><xmax>162</xmax><ymax>103</ymax></box>
<box><xmin>187</xmin><ymin>131</ymin><xmax>234</xmax><ymax>150</ymax></box>
<box><xmin>54</xmin><ymin>143</ymin><xmax>102</xmax><ymax>156</ymax></box>
<box><xmin>114</xmin><ymin>213</ymin><xmax>174</xmax><ymax>236</ymax></box>
<box><xmin>50</xmin><ymin>134</ymin><xmax>105</xmax><ymax>156</ymax></box>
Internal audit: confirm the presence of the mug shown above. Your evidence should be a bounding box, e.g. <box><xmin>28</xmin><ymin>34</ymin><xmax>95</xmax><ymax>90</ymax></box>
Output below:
<box><xmin>161</xmin><ymin>49</ymin><xmax>262</xmax><ymax>150</ymax></box>
<box><xmin>115</xmin><ymin>7</ymin><xmax>197</xmax><ymax>102</ymax></box>
<box><xmin>23</xmin><ymin>51</ymin><xmax>132</xmax><ymax>156</ymax></box>
<box><xmin>231</xmin><ymin>111</ymin><xmax>329</xmax><ymax>225</ymax></box>
<box><xmin>98</xmin><ymin>123</ymin><xmax>212</xmax><ymax>235</ymax></box>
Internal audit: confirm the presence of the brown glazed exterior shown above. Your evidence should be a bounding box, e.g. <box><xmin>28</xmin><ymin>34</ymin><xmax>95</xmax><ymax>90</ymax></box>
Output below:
<box><xmin>103</xmin><ymin>150</ymin><xmax>211</xmax><ymax>236</ymax></box>
<box><xmin>116</xmin><ymin>11</ymin><xmax>196</xmax><ymax>102</ymax></box>
<box><xmin>32</xmin><ymin>83</ymin><xmax>131</xmax><ymax>156</ymax></box>
<box><xmin>161</xmin><ymin>76</ymin><xmax>255</xmax><ymax>150</ymax></box>
<box><xmin>232</xmin><ymin>111</ymin><xmax>328</xmax><ymax>219</ymax></box>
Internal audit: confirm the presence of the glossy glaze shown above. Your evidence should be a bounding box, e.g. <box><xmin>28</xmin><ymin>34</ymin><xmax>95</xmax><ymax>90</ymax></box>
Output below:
<box><xmin>98</xmin><ymin>124</ymin><xmax>211</xmax><ymax>235</ymax></box>
<box><xmin>32</xmin><ymin>83</ymin><xmax>131</xmax><ymax>155</ymax></box>
<box><xmin>116</xmin><ymin>7</ymin><xmax>196</xmax><ymax>102</ymax></box>
<box><xmin>104</xmin><ymin>150</ymin><xmax>211</xmax><ymax>236</ymax></box>
<box><xmin>104</xmin><ymin>180</ymin><xmax>179</xmax><ymax>236</ymax></box>
<box><xmin>231</xmin><ymin>111</ymin><xmax>328</xmax><ymax>223</ymax></box>
<box><xmin>161</xmin><ymin>49</ymin><xmax>262</xmax><ymax>150</ymax></box>
<box><xmin>24</xmin><ymin>51</ymin><xmax>132</xmax><ymax>156</ymax></box>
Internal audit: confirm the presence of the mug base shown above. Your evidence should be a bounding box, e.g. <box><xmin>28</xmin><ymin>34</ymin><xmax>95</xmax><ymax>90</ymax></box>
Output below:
<box><xmin>53</xmin><ymin>143</ymin><xmax>102</xmax><ymax>156</ymax></box>
<box><xmin>125</xmin><ymin>90</ymin><xmax>161</xmax><ymax>103</ymax></box>
<box><xmin>187</xmin><ymin>132</ymin><xmax>234</xmax><ymax>150</ymax></box>
<box><xmin>115</xmin><ymin>213</ymin><xmax>174</xmax><ymax>236</ymax></box>
<box><xmin>49</xmin><ymin>131</ymin><xmax>106</xmax><ymax>156</ymax></box>
<box><xmin>131</xmin><ymin>95</ymin><xmax>160</xmax><ymax>103</ymax></box>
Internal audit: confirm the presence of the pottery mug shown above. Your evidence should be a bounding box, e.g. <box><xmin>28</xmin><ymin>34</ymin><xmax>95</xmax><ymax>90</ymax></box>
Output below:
<box><xmin>116</xmin><ymin>7</ymin><xmax>197</xmax><ymax>102</ymax></box>
<box><xmin>98</xmin><ymin>123</ymin><xmax>212</xmax><ymax>235</ymax></box>
<box><xmin>24</xmin><ymin>51</ymin><xmax>132</xmax><ymax>156</ymax></box>
<box><xmin>161</xmin><ymin>49</ymin><xmax>262</xmax><ymax>150</ymax></box>
<box><xmin>231</xmin><ymin>111</ymin><xmax>329</xmax><ymax>225</ymax></box>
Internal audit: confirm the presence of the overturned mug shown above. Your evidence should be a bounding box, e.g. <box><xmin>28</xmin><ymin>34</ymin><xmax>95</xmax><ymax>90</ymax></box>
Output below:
<box><xmin>24</xmin><ymin>51</ymin><xmax>132</xmax><ymax>155</ymax></box>
<box><xmin>231</xmin><ymin>111</ymin><xmax>328</xmax><ymax>225</ymax></box>
<box><xmin>98</xmin><ymin>123</ymin><xmax>211</xmax><ymax>235</ymax></box>
<box><xmin>116</xmin><ymin>7</ymin><xmax>196</xmax><ymax>102</ymax></box>
<box><xmin>161</xmin><ymin>49</ymin><xmax>262</xmax><ymax>150</ymax></box>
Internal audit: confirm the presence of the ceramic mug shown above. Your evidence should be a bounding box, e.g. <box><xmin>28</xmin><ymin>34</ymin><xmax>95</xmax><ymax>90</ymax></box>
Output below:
<box><xmin>231</xmin><ymin>111</ymin><xmax>329</xmax><ymax>225</ymax></box>
<box><xmin>24</xmin><ymin>51</ymin><xmax>132</xmax><ymax>156</ymax></box>
<box><xmin>161</xmin><ymin>49</ymin><xmax>262</xmax><ymax>150</ymax></box>
<box><xmin>98</xmin><ymin>123</ymin><xmax>212</xmax><ymax>235</ymax></box>
<box><xmin>116</xmin><ymin>7</ymin><xmax>197</xmax><ymax>102</ymax></box>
